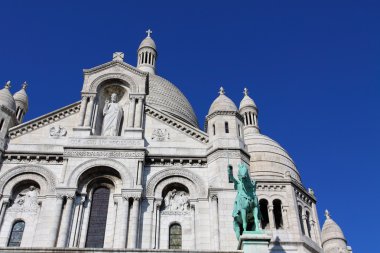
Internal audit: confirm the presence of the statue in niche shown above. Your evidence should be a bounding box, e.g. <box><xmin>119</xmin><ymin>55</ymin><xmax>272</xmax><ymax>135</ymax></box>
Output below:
<box><xmin>163</xmin><ymin>189</ymin><xmax>190</xmax><ymax>211</ymax></box>
<box><xmin>101</xmin><ymin>93</ymin><xmax>123</xmax><ymax>136</ymax></box>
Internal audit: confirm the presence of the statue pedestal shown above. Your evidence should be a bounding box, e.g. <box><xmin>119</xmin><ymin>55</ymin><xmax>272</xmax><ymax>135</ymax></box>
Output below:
<box><xmin>124</xmin><ymin>128</ymin><xmax>143</xmax><ymax>139</ymax></box>
<box><xmin>72</xmin><ymin>127</ymin><xmax>92</xmax><ymax>137</ymax></box>
<box><xmin>237</xmin><ymin>231</ymin><xmax>271</xmax><ymax>253</ymax></box>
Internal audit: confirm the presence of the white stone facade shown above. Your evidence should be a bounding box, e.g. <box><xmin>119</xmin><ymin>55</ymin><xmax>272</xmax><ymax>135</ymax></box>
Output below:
<box><xmin>0</xmin><ymin>32</ymin><xmax>351</xmax><ymax>253</ymax></box>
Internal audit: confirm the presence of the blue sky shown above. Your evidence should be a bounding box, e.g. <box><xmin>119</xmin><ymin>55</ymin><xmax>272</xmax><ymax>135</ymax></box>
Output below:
<box><xmin>1</xmin><ymin>1</ymin><xmax>379</xmax><ymax>251</ymax></box>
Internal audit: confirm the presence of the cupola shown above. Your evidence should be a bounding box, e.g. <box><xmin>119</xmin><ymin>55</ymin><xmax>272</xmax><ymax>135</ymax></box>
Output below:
<box><xmin>13</xmin><ymin>82</ymin><xmax>29</xmax><ymax>124</ymax></box>
<box><xmin>137</xmin><ymin>29</ymin><xmax>157</xmax><ymax>75</ymax></box>
<box><xmin>239</xmin><ymin>87</ymin><xmax>259</xmax><ymax>134</ymax></box>
<box><xmin>321</xmin><ymin>210</ymin><xmax>349</xmax><ymax>253</ymax></box>
<box><xmin>0</xmin><ymin>81</ymin><xmax>16</xmax><ymax>112</ymax></box>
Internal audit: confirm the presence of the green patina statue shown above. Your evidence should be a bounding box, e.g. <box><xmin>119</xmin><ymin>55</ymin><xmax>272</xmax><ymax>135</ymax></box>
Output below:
<box><xmin>228</xmin><ymin>163</ymin><xmax>261</xmax><ymax>239</ymax></box>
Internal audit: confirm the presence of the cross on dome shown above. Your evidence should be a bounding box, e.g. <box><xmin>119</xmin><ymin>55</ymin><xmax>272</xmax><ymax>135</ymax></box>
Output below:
<box><xmin>146</xmin><ymin>29</ymin><xmax>153</xmax><ymax>37</ymax></box>
<box><xmin>5</xmin><ymin>80</ymin><xmax>11</xmax><ymax>89</ymax></box>
<box><xmin>219</xmin><ymin>87</ymin><xmax>225</xmax><ymax>95</ymax></box>
<box><xmin>325</xmin><ymin>209</ymin><xmax>331</xmax><ymax>219</ymax></box>
<box><xmin>243</xmin><ymin>87</ymin><xmax>249</xmax><ymax>96</ymax></box>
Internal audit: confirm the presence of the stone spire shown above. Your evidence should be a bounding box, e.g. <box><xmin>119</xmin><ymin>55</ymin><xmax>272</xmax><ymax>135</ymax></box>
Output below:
<box><xmin>137</xmin><ymin>29</ymin><xmax>157</xmax><ymax>75</ymax></box>
<box><xmin>0</xmin><ymin>81</ymin><xmax>16</xmax><ymax>112</ymax></box>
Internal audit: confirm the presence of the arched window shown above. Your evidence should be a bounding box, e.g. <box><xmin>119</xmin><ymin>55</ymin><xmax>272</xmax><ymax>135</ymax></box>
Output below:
<box><xmin>8</xmin><ymin>220</ymin><xmax>25</xmax><ymax>247</ymax></box>
<box><xmin>273</xmin><ymin>199</ymin><xmax>283</xmax><ymax>229</ymax></box>
<box><xmin>225</xmin><ymin>122</ymin><xmax>229</xmax><ymax>133</ymax></box>
<box><xmin>238</xmin><ymin>124</ymin><xmax>241</xmax><ymax>137</ymax></box>
<box><xmin>249</xmin><ymin>112</ymin><xmax>253</xmax><ymax>125</ymax></box>
<box><xmin>306</xmin><ymin>211</ymin><xmax>312</xmax><ymax>238</ymax></box>
<box><xmin>259</xmin><ymin>199</ymin><xmax>270</xmax><ymax>229</ymax></box>
<box><xmin>85</xmin><ymin>187</ymin><xmax>110</xmax><ymax>248</ymax></box>
<box><xmin>298</xmin><ymin>205</ymin><xmax>305</xmax><ymax>235</ymax></box>
<box><xmin>213</xmin><ymin>124</ymin><xmax>216</xmax><ymax>135</ymax></box>
<box><xmin>169</xmin><ymin>223</ymin><xmax>182</xmax><ymax>249</ymax></box>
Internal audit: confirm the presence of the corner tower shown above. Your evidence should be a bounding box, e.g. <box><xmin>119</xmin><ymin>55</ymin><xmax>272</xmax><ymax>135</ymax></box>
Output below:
<box><xmin>137</xmin><ymin>29</ymin><xmax>157</xmax><ymax>75</ymax></box>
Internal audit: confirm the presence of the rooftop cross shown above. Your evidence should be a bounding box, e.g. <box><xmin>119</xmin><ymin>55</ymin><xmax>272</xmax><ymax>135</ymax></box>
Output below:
<box><xmin>325</xmin><ymin>209</ymin><xmax>331</xmax><ymax>219</ymax></box>
<box><xmin>5</xmin><ymin>80</ymin><xmax>11</xmax><ymax>89</ymax></box>
<box><xmin>146</xmin><ymin>29</ymin><xmax>153</xmax><ymax>37</ymax></box>
<box><xmin>219</xmin><ymin>87</ymin><xmax>225</xmax><ymax>95</ymax></box>
<box><xmin>243</xmin><ymin>87</ymin><xmax>248</xmax><ymax>96</ymax></box>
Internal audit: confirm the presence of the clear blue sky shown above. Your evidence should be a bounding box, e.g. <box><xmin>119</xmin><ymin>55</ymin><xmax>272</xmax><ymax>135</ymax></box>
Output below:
<box><xmin>1</xmin><ymin>1</ymin><xmax>379</xmax><ymax>251</ymax></box>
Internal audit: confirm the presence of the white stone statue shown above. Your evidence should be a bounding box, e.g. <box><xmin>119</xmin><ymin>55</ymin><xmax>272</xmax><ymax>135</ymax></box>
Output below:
<box><xmin>11</xmin><ymin>186</ymin><xmax>39</xmax><ymax>212</ymax></box>
<box><xmin>101</xmin><ymin>93</ymin><xmax>123</xmax><ymax>136</ymax></box>
<box><xmin>163</xmin><ymin>189</ymin><xmax>190</xmax><ymax>211</ymax></box>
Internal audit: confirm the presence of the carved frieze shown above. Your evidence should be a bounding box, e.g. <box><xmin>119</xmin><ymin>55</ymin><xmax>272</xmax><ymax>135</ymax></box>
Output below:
<box><xmin>68</xmin><ymin>137</ymin><xmax>143</xmax><ymax>148</ymax></box>
<box><xmin>49</xmin><ymin>125</ymin><xmax>67</xmax><ymax>138</ymax></box>
<box><xmin>64</xmin><ymin>150</ymin><xmax>145</xmax><ymax>159</ymax></box>
<box><xmin>151</xmin><ymin>128</ymin><xmax>170</xmax><ymax>141</ymax></box>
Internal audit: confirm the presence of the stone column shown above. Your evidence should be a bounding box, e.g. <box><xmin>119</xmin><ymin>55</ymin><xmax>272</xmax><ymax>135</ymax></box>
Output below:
<box><xmin>127</xmin><ymin>97</ymin><xmax>136</xmax><ymax>127</ymax></box>
<box><xmin>302</xmin><ymin>213</ymin><xmax>309</xmax><ymax>237</ymax></box>
<box><xmin>310</xmin><ymin>219</ymin><xmax>317</xmax><ymax>241</ymax></box>
<box><xmin>154</xmin><ymin>200</ymin><xmax>162</xmax><ymax>249</ymax></box>
<box><xmin>84</xmin><ymin>96</ymin><xmax>95</xmax><ymax>127</ymax></box>
<box><xmin>78</xmin><ymin>96</ymin><xmax>88</xmax><ymax>126</ymax></box>
<box><xmin>268</xmin><ymin>205</ymin><xmax>275</xmax><ymax>229</ymax></box>
<box><xmin>134</xmin><ymin>98</ymin><xmax>143</xmax><ymax>128</ymax></box>
<box><xmin>210</xmin><ymin>195</ymin><xmax>220</xmax><ymax>250</ymax></box>
<box><xmin>191</xmin><ymin>203</ymin><xmax>196</xmax><ymax>249</ymax></box>
<box><xmin>79</xmin><ymin>198</ymin><xmax>92</xmax><ymax>247</ymax></box>
<box><xmin>129</xmin><ymin>197</ymin><xmax>140</xmax><ymax>248</ymax></box>
<box><xmin>50</xmin><ymin>196</ymin><xmax>65</xmax><ymax>247</ymax></box>
<box><xmin>0</xmin><ymin>200</ymin><xmax>8</xmax><ymax>231</ymax></box>
<box><xmin>136</xmin><ymin>160</ymin><xmax>143</xmax><ymax>186</ymax></box>
<box><xmin>57</xmin><ymin>194</ymin><xmax>75</xmax><ymax>247</ymax></box>
<box><xmin>115</xmin><ymin>196</ymin><xmax>130</xmax><ymax>248</ymax></box>
<box><xmin>69</xmin><ymin>195</ymin><xmax>86</xmax><ymax>247</ymax></box>
<box><xmin>282</xmin><ymin>206</ymin><xmax>289</xmax><ymax>229</ymax></box>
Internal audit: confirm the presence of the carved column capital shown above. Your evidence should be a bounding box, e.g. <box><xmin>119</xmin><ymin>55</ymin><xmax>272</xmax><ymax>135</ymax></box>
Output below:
<box><xmin>210</xmin><ymin>194</ymin><xmax>218</xmax><ymax>201</ymax></box>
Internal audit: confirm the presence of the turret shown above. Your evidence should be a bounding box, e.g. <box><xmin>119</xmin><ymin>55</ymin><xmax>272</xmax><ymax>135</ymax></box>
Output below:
<box><xmin>0</xmin><ymin>81</ymin><xmax>17</xmax><ymax>152</ymax></box>
<box><xmin>13</xmin><ymin>82</ymin><xmax>29</xmax><ymax>124</ymax></box>
<box><xmin>321</xmin><ymin>210</ymin><xmax>352</xmax><ymax>253</ymax></box>
<box><xmin>239</xmin><ymin>87</ymin><xmax>259</xmax><ymax>135</ymax></box>
<box><xmin>137</xmin><ymin>29</ymin><xmax>157</xmax><ymax>75</ymax></box>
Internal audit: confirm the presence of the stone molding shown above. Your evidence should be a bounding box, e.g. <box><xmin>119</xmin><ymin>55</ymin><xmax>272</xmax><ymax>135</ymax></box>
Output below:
<box><xmin>66</xmin><ymin>158</ymin><xmax>134</xmax><ymax>188</ymax></box>
<box><xmin>145</xmin><ymin>168</ymin><xmax>207</xmax><ymax>198</ymax></box>
<box><xmin>88</xmin><ymin>72</ymin><xmax>139</xmax><ymax>93</ymax></box>
<box><xmin>145</xmin><ymin>105</ymin><xmax>208</xmax><ymax>144</ymax></box>
<box><xmin>129</xmin><ymin>93</ymin><xmax>146</xmax><ymax>100</ymax></box>
<box><xmin>0</xmin><ymin>164</ymin><xmax>56</xmax><ymax>195</ymax></box>
<box><xmin>83</xmin><ymin>60</ymin><xmax>148</xmax><ymax>77</ymax></box>
<box><xmin>145</xmin><ymin>157</ymin><xmax>207</xmax><ymax>167</ymax></box>
<box><xmin>207</xmin><ymin>149</ymin><xmax>250</xmax><ymax>164</ymax></box>
<box><xmin>2</xmin><ymin>154</ymin><xmax>63</xmax><ymax>165</ymax></box>
<box><xmin>63</xmin><ymin>150</ymin><xmax>144</xmax><ymax>159</ymax></box>
<box><xmin>8</xmin><ymin>101</ymin><xmax>81</xmax><ymax>139</ymax></box>
<box><xmin>67</xmin><ymin>137</ymin><xmax>144</xmax><ymax>149</ymax></box>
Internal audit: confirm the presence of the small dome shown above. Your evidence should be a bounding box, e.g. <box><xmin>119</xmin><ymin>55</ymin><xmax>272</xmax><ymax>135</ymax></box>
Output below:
<box><xmin>13</xmin><ymin>82</ymin><xmax>29</xmax><ymax>111</ymax></box>
<box><xmin>239</xmin><ymin>88</ymin><xmax>257</xmax><ymax>109</ymax></box>
<box><xmin>138</xmin><ymin>29</ymin><xmax>156</xmax><ymax>50</ymax></box>
<box><xmin>321</xmin><ymin>210</ymin><xmax>346</xmax><ymax>245</ymax></box>
<box><xmin>245</xmin><ymin>132</ymin><xmax>301</xmax><ymax>182</ymax></box>
<box><xmin>0</xmin><ymin>81</ymin><xmax>16</xmax><ymax>112</ymax></box>
<box><xmin>208</xmin><ymin>87</ymin><xmax>238</xmax><ymax>115</ymax></box>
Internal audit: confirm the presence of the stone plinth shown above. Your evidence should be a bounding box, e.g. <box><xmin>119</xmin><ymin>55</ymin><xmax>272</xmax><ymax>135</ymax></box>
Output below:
<box><xmin>237</xmin><ymin>231</ymin><xmax>271</xmax><ymax>253</ymax></box>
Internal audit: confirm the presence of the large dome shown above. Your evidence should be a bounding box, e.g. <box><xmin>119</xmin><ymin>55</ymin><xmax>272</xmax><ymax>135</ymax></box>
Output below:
<box><xmin>244</xmin><ymin>133</ymin><xmax>301</xmax><ymax>182</ymax></box>
<box><xmin>147</xmin><ymin>74</ymin><xmax>198</xmax><ymax>127</ymax></box>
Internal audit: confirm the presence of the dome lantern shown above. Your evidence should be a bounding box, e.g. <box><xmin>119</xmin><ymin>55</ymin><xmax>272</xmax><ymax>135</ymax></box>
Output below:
<box><xmin>321</xmin><ymin>210</ymin><xmax>349</xmax><ymax>253</ymax></box>
<box><xmin>137</xmin><ymin>29</ymin><xmax>157</xmax><ymax>75</ymax></box>
<box><xmin>0</xmin><ymin>81</ymin><xmax>16</xmax><ymax>112</ymax></box>
<box><xmin>13</xmin><ymin>81</ymin><xmax>29</xmax><ymax>124</ymax></box>
<box><xmin>239</xmin><ymin>87</ymin><xmax>259</xmax><ymax>134</ymax></box>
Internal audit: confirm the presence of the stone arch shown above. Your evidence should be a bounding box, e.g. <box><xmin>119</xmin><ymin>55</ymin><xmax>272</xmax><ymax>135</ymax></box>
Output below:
<box><xmin>89</xmin><ymin>73</ymin><xmax>138</xmax><ymax>93</ymax></box>
<box><xmin>145</xmin><ymin>168</ymin><xmax>207</xmax><ymax>199</ymax></box>
<box><xmin>67</xmin><ymin>158</ymin><xmax>133</xmax><ymax>188</ymax></box>
<box><xmin>0</xmin><ymin>165</ymin><xmax>56</xmax><ymax>196</ymax></box>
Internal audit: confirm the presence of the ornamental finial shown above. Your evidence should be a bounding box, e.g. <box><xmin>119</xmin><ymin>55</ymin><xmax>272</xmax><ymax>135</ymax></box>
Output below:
<box><xmin>4</xmin><ymin>81</ymin><xmax>11</xmax><ymax>89</ymax></box>
<box><xmin>22</xmin><ymin>81</ymin><xmax>28</xmax><ymax>90</ymax></box>
<box><xmin>243</xmin><ymin>87</ymin><xmax>248</xmax><ymax>96</ymax></box>
<box><xmin>146</xmin><ymin>29</ymin><xmax>153</xmax><ymax>37</ymax></box>
<box><xmin>219</xmin><ymin>87</ymin><xmax>225</xmax><ymax>95</ymax></box>
<box><xmin>325</xmin><ymin>209</ymin><xmax>331</xmax><ymax>219</ymax></box>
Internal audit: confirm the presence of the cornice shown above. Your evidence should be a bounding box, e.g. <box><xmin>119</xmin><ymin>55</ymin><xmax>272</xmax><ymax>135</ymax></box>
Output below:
<box><xmin>8</xmin><ymin>101</ymin><xmax>81</xmax><ymax>139</ymax></box>
<box><xmin>83</xmin><ymin>60</ymin><xmax>148</xmax><ymax>77</ymax></box>
<box><xmin>145</xmin><ymin>105</ymin><xmax>208</xmax><ymax>144</ymax></box>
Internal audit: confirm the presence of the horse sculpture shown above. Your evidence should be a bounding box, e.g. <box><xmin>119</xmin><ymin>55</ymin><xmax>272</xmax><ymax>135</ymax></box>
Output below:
<box><xmin>228</xmin><ymin>163</ymin><xmax>261</xmax><ymax>239</ymax></box>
